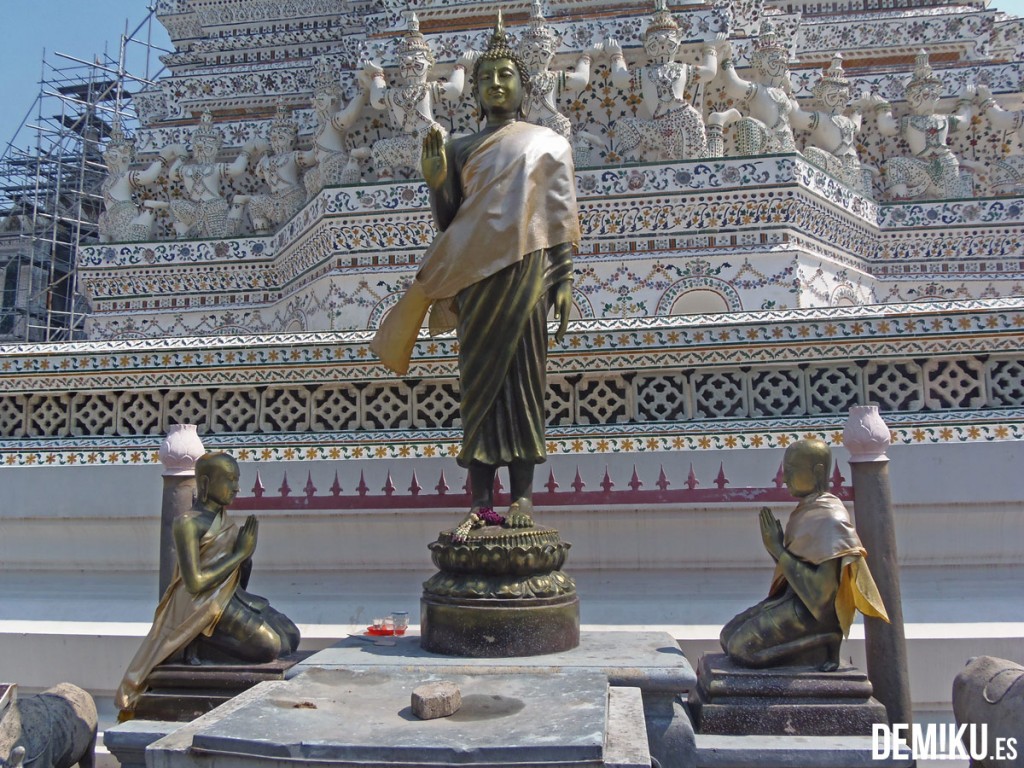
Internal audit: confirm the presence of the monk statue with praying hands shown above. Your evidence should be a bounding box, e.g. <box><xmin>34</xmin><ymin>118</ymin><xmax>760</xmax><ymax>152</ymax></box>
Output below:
<box><xmin>720</xmin><ymin>438</ymin><xmax>889</xmax><ymax>671</ymax></box>
<box><xmin>115</xmin><ymin>453</ymin><xmax>300</xmax><ymax>717</ymax></box>
<box><xmin>370</xmin><ymin>12</ymin><xmax>579</xmax><ymax>543</ymax></box>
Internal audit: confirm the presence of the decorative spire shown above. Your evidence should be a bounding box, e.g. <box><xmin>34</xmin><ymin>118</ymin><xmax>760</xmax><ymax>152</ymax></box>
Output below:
<box><xmin>645</xmin><ymin>0</ymin><xmax>679</xmax><ymax>37</ymax></box>
<box><xmin>905</xmin><ymin>49</ymin><xmax>942</xmax><ymax>105</ymax></box>
<box><xmin>820</xmin><ymin>53</ymin><xmax>849</xmax><ymax>88</ymax></box>
<box><xmin>103</xmin><ymin>116</ymin><xmax>134</xmax><ymax>162</ymax></box>
<box><xmin>192</xmin><ymin>108</ymin><xmax>222</xmax><ymax>145</ymax></box>
<box><xmin>268</xmin><ymin>102</ymin><xmax>297</xmax><ymax>141</ymax></box>
<box><xmin>812</xmin><ymin>52</ymin><xmax>850</xmax><ymax>104</ymax></box>
<box><xmin>484</xmin><ymin>9</ymin><xmax>512</xmax><ymax>56</ymax></box>
<box><xmin>397</xmin><ymin>11</ymin><xmax>435</xmax><ymax>64</ymax></box>
<box><xmin>752</xmin><ymin>19</ymin><xmax>786</xmax><ymax>56</ymax></box>
<box><xmin>106</xmin><ymin>116</ymin><xmax>132</xmax><ymax>149</ymax></box>
<box><xmin>521</xmin><ymin>1</ymin><xmax>558</xmax><ymax>46</ymax></box>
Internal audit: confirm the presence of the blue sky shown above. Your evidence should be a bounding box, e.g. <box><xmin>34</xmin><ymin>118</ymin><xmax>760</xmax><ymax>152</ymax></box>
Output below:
<box><xmin>1</xmin><ymin>1</ymin><xmax>171</xmax><ymax>153</ymax></box>
<box><xmin>2</xmin><ymin>0</ymin><xmax>1024</xmax><ymax>153</ymax></box>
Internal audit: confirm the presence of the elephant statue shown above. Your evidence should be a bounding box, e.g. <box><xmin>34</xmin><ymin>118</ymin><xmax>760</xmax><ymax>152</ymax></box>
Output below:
<box><xmin>952</xmin><ymin>656</ymin><xmax>1023</xmax><ymax>768</ymax></box>
<box><xmin>0</xmin><ymin>684</ymin><xmax>96</xmax><ymax>768</ymax></box>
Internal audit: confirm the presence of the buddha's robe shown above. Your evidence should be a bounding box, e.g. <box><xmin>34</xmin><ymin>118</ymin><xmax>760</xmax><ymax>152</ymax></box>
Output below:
<box><xmin>371</xmin><ymin>120</ymin><xmax>579</xmax><ymax>466</ymax></box>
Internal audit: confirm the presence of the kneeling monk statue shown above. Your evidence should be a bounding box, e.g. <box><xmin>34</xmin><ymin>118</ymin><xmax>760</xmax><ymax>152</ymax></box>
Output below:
<box><xmin>721</xmin><ymin>438</ymin><xmax>889</xmax><ymax>671</ymax></box>
<box><xmin>371</xmin><ymin>13</ymin><xmax>580</xmax><ymax>541</ymax></box>
<box><xmin>116</xmin><ymin>453</ymin><xmax>300</xmax><ymax>715</ymax></box>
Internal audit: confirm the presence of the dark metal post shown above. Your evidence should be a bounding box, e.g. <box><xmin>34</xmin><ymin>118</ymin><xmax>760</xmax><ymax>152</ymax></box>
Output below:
<box><xmin>844</xmin><ymin>405</ymin><xmax>913</xmax><ymax>727</ymax></box>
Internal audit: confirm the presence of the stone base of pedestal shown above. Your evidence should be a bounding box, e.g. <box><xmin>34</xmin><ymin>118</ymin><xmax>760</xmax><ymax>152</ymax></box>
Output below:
<box><xmin>132</xmin><ymin>651</ymin><xmax>311</xmax><ymax>722</ymax></box>
<box><xmin>420</xmin><ymin>592</ymin><xmax>580</xmax><ymax>657</ymax></box>
<box><xmin>420</xmin><ymin>524</ymin><xmax>580</xmax><ymax>657</ymax></box>
<box><xmin>689</xmin><ymin>653</ymin><xmax>887</xmax><ymax>736</ymax></box>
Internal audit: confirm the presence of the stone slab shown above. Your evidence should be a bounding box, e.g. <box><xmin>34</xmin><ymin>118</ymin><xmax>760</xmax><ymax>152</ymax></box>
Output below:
<box><xmin>293</xmin><ymin>630</ymin><xmax>695</xmax><ymax>694</ymax></box>
<box><xmin>694</xmin><ymin>654</ymin><xmax>877</xmax><ymax>700</ymax></box>
<box><xmin>134</xmin><ymin>652</ymin><xmax>312</xmax><ymax>722</ymax></box>
<box><xmin>103</xmin><ymin>719</ymin><xmax>179</xmax><ymax>768</ymax></box>
<box><xmin>695</xmin><ymin>734</ymin><xmax>915</xmax><ymax>768</ymax></box>
<box><xmin>144</xmin><ymin>653</ymin><xmax>312</xmax><ymax>690</ymax></box>
<box><xmin>154</xmin><ymin>668</ymin><xmax>614</xmax><ymax>767</ymax></box>
<box><xmin>690</xmin><ymin>654</ymin><xmax>887</xmax><ymax>736</ymax></box>
<box><xmin>605</xmin><ymin>686</ymin><xmax>654</xmax><ymax>768</ymax></box>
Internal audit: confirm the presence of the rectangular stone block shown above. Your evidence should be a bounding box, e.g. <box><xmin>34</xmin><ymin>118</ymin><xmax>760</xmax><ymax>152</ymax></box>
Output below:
<box><xmin>690</xmin><ymin>654</ymin><xmax>887</xmax><ymax>737</ymax></box>
<box><xmin>695</xmin><ymin>734</ymin><xmax>914</xmax><ymax>768</ymax></box>
<box><xmin>605</xmin><ymin>686</ymin><xmax>653</xmax><ymax>768</ymax></box>
<box><xmin>295</xmin><ymin>630</ymin><xmax>695</xmax><ymax>694</ymax></box>
<box><xmin>134</xmin><ymin>652</ymin><xmax>311</xmax><ymax>722</ymax></box>
<box><xmin>410</xmin><ymin>680</ymin><xmax>461</xmax><ymax>719</ymax></box>
<box><xmin>157</xmin><ymin>668</ymin><xmax>613</xmax><ymax>766</ymax></box>
<box><xmin>103</xmin><ymin>719</ymin><xmax>179</xmax><ymax>768</ymax></box>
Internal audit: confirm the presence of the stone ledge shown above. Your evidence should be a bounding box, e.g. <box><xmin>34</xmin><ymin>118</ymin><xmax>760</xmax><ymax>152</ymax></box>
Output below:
<box><xmin>104</xmin><ymin>719</ymin><xmax>179</xmax><ymax>768</ymax></box>
<box><xmin>605</xmin><ymin>686</ymin><xmax>654</xmax><ymax>768</ymax></box>
<box><xmin>695</xmin><ymin>734</ymin><xmax>914</xmax><ymax>768</ymax></box>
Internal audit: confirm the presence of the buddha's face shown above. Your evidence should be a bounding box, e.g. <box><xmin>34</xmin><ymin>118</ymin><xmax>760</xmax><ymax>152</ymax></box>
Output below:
<box><xmin>399</xmin><ymin>51</ymin><xmax>431</xmax><ymax>83</ymax></box>
<box><xmin>477</xmin><ymin>57</ymin><xmax>524</xmax><ymax>119</ymax></box>
<box><xmin>644</xmin><ymin>29</ymin><xmax>678</xmax><ymax>61</ymax></box>
<box><xmin>203</xmin><ymin>459</ymin><xmax>240</xmax><ymax>507</ymax></box>
<box><xmin>520</xmin><ymin>38</ymin><xmax>555</xmax><ymax>72</ymax></box>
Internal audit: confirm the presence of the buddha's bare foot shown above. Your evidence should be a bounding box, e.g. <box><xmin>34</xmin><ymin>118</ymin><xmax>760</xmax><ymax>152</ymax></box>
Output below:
<box><xmin>452</xmin><ymin>512</ymin><xmax>482</xmax><ymax>543</ymax></box>
<box><xmin>504</xmin><ymin>498</ymin><xmax>535</xmax><ymax>529</ymax></box>
<box><xmin>452</xmin><ymin>506</ymin><xmax>506</xmax><ymax>542</ymax></box>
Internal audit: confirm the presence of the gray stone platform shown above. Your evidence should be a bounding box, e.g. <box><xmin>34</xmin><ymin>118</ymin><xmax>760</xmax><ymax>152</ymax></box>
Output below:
<box><xmin>292</xmin><ymin>630</ymin><xmax>695</xmax><ymax>768</ymax></box>
<box><xmin>291</xmin><ymin>630</ymin><xmax>695</xmax><ymax>693</ymax></box>
<box><xmin>107</xmin><ymin>631</ymin><xmax>927</xmax><ymax>768</ymax></box>
<box><xmin>145</xmin><ymin>667</ymin><xmax>651</xmax><ymax>768</ymax></box>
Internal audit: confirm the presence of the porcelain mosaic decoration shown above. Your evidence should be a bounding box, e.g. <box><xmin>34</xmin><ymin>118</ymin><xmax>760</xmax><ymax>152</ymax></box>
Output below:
<box><xmin>4</xmin><ymin>0</ymin><xmax>1024</xmax><ymax>480</ymax></box>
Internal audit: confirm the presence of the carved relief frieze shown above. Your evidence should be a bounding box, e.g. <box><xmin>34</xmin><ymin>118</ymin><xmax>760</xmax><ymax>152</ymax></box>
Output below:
<box><xmin>186</xmin><ymin>0</ymin><xmax>364</xmax><ymax>27</ymax></box>
<box><xmin>797</xmin><ymin>9</ymin><xmax>997</xmax><ymax>62</ymax></box>
<box><xmin>71</xmin><ymin>0</ymin><xmax>1024</xmax><ymax>341</ymax></box>
<box><xmin>78</xmin><ymin>149</ymin><xmax>1024</xmax><ymax>338</ymax></box>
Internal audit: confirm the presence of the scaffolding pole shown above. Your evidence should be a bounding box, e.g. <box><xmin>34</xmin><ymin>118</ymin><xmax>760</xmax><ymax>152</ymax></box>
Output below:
<box><xmin>0</xmin><ymin>7</ymin><xmax>168</xmax><ymax>342</ymax></box>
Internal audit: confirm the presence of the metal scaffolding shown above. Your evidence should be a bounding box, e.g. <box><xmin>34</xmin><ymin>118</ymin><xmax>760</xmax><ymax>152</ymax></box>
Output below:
<box><xmin>0</xmin><ymin>8</ymin><xmax>168</xmax><ymax>342</ymax></box>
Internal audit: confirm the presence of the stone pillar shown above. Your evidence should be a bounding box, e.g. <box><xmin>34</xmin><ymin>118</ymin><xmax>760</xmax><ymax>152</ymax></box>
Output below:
<box><xmin>843</xmin><ymin>405</ymin><xmax>913</xmax><ymax>727</ymax></box>
<box><xmin>158</xmin><ymin>424</ymin><xmax>205</xmax><ymax>596</ymax></box>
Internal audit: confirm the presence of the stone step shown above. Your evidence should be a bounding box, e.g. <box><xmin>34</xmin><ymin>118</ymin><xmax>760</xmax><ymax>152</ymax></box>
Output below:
<box><xmin>694</xmin><ymin>734</ymin><xmax>914</xmax><ymax>768</ymax></box>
